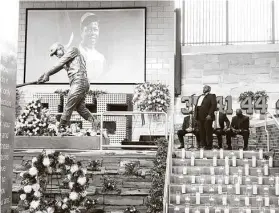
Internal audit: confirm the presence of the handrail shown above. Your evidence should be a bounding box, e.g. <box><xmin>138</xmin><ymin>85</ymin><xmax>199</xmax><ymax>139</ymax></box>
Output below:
<box><xmin>265</xmin><ymin>111</ymin><xmax>279</xmax><ymax>152</ymax></box>
<box><xmin>100</xmin><ymin>111</ymin><xmax>168</xmax><ymax>150</ymax></box>
<box><xmin>264</xmin><ymin>113</ymin><xmax>270</xmax><ymax>152</ymax></box>
<box><xmin>163</xmin><ymin>114</ymin><xmax>174</xmax><ymax>213</ymax></box>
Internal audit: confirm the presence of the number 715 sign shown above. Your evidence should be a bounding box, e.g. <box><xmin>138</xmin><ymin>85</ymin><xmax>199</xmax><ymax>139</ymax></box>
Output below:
<box><xmin>181</xmin><ymin>95</ymin><xmax>272</xmax><ymax>115</ymax></box>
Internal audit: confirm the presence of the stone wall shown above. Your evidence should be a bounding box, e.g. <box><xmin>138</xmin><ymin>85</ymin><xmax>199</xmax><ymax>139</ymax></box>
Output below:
<box><xmin>12</xmin><ymin>150</ymin><xmax>156</xmax><ymax>212</ymax></box>
<box><xmin>254</xmin><ymin>122</ymin><xmax>279</xmax><ymax>159</ymax></box>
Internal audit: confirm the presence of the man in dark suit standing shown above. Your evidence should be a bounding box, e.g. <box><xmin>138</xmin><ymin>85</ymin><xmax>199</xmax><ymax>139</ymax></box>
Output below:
<box><xmin>195</xmin><ymin>85</ymin><xmax>217</xmax><ymax>150</ymax></box>
<box><xmin>212</xmin><ymin>104</ymin><xmax>231</xmax><ymax>149</ymax></box>
<box><xmin>177</xmin><ymin>107</ymin><xmax>200</xmax><ymax>149</ymax></box>
<box><xmin>228</xmin><ymin>109</ymin><xmax>250</xmax><ymax>150</ymax></box>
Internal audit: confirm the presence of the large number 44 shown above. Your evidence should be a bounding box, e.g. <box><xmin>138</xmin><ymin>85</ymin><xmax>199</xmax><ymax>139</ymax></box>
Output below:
<box><xmin>240</xmin><ymin>97</ymin><xmax>267</xmax><ymax>114</ymax></box>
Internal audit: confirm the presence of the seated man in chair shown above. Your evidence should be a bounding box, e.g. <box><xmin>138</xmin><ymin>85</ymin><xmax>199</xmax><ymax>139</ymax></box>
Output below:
<box><xmin>228</xmin><ymin>109</ymin><xmax>250</xmax><ymax>150</ymax></box>
<box><xmin>177</xmin><ymin>107</ymin><xmax>200</xmax><ymax>149</ymax></box>
<box><xmin>212</xmin><ymin>104</ymin><xmax>231</xmax><ymax>149</ymax></box>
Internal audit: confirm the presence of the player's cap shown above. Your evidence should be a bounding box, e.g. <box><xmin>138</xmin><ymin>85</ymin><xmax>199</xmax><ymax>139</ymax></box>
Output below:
<box><xmin>49</xmin><ymin>42</ymin><xmax>63</xmax><ymax>56</ymax></box>
<box><xmin>80</xmin><ymin>12</ymin><xmax>99</xmax><ymax>29</ymax></box>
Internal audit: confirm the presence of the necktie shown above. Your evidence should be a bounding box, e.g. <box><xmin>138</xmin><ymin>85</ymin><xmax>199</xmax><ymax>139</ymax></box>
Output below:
<box><xmin>189</xmin><ymin>115</ymin><xmax>192</xmax><ymax>128</ymax></box>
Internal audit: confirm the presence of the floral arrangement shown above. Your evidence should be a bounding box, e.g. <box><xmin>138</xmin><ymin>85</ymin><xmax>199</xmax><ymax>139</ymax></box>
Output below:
<box><xmin>18</xmin><ymin>150</ymin><xmax>96</xmax><ymax>213</ymax></box>
<box><xmin>87</xmin><ymin>160</ymin><xmax>102</xmax><ymax>171</ymax></box>
<box><xmin>145</xmin><ymin>138</ymin><xmax>168</xmax><ymax>213</ymax></box>
<box><xmin>102</xmin><ymin>177</ymin><xmax>120</xmax><ymax>193</ymax></box>
<box><xmin>132</xmin><ymin>82</ymin><xmax>170</xmax><ymax>112</ymax></box>
<box><xmin>124</xmin><ymin>206</ymin><xmax>140</xmax><ymax>213</ymax></box>
<box><xmin>238</xmin><ymin>90</ymin><xmax>269</xmax><ymax>103</ymax></box>
<box><xmin>87</xmin><ymin>89</ymin><xmax>107</xmax><ymax>97</ymax></box>
<box><xmin>15</xmin><ymin>99</ymin><xmax>58</xmax><ymax>136</ymax></box>
<box><xmin>124</xmin><ymin>162</ymin><xmax>140</xmax><ymax>176</ymax></box>
<box><xmin>54</xmin><ymin>89</ymin><xmax>106</xmax><ymax>98</ymax></box>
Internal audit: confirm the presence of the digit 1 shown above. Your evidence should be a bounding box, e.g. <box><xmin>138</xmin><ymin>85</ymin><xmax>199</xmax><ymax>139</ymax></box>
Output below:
<box><xmin>254</xmin><ymin>96</ymin><xmax>268</xmax><ymax>114</ymax></box>
<box><xmin>225</xmin><ymin>96</ymin><xmax>233</xmax><ymax>114</ymax></box>
<box><xmin>181</xmin><ymin>96</ymin><xmax>192</xmax><ymax>114</ymax></box>
<box><xmin>216</xmin><ymin>96</ymin><xmax>225</xmax><ymax>111</ymax></box>
<box><xmin>240</xmin><ymin>97</ymin><xmax>253</xmax><ymax>115</ymax></box>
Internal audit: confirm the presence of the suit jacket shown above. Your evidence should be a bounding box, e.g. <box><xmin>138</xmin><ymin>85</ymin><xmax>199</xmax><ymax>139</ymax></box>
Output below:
<box><xmin>182</xmin><ymin>115</ymin><xmax>198</xmax><ymax>130</ymax></box>
<box><xmin>195</xmin><ymin>93</ymin><xmax>217</xmax><ymax>121</ymax></box>
<box><xmin>214</xmin><ymin>111</ymin><xmax>230</xmax><ymax>129</ymax></box>
<box><xmin>231</xmin><ymin>115</ymin><xmax>250</xmax><ymax>130</ymax></box>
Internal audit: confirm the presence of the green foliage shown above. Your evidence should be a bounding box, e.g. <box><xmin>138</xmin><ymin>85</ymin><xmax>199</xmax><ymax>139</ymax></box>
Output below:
<box><xmin>54</xmin><ymin>89</ymin><xmax>107</xmax><ymax>98</ymax></box>
<box><xmin>124</xmin><ymin>206</ymin><xmax>140</xmax><ymax>213</ymax></box>
<box><xmin>87</xmin><ymin>160</ymin><xmax>102</xmax><ymax>171</ymax></box>
<box><xmin>54</xmin><ymin>89</ymin><xmax>70</xmax><ymax>97</ymax></box>
<box><xmin>146</xmin><ymin>138</ymin><xmax>168</xmax><ymax>213</ymax></box>
<box><xmin>124</xmin><ymin>162</ymin><xmax>140</xmax><ymax>176</ymax></box>
<box><xmin>16</xmin><ymin>89</ymin><xmax>23</xmax><ymax>118</ymax></box>
<box><xmin>102</xmin><ymin>176</ymin><xmax>120</xmax><ymax>193</ymax></box>
<box><xmin>87</xmin><ymin>89</ymin><xmax>107</xmax><ymax>97</ymax></box>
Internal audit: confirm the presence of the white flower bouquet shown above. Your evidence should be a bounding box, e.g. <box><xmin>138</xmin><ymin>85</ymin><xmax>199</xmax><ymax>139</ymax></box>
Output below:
<box><xmin>15</xmin><ymin>99</ymin><xmax>58</xmax><ymax>136</ymax></box>
<box><xmin>132</xmin><ymin>82</ymin><xmax>170</xmax><ymax>113</ymax></box>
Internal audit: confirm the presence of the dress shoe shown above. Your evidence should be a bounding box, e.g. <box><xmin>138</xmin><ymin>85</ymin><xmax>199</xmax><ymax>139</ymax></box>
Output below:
<box><xmin>227</xmin><ymin>147</ymin><xmax>232</xmax><ymax>150</ymax></box>
<box><xmin>178</xmin><ymin>145</ymin><xmax>185</xmax><ymax>149</ymax></box>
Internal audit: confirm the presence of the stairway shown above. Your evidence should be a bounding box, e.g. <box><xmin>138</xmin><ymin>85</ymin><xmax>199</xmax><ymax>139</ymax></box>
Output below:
<box><xmin>168</xmin><ymin>149</ymin><xmax>279</xmax><ymax>213</ymax></box>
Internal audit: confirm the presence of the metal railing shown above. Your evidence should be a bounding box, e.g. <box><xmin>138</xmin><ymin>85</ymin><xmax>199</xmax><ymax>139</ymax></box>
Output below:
<box><xmin>163</xmin><ymin>114</ymin><xmax>174</xmax><ymax>213</ymax></box>
<box><xmin>182</xmin><ymin>0</ymin><xmax>279</xmax><ymax>46</ymax></box>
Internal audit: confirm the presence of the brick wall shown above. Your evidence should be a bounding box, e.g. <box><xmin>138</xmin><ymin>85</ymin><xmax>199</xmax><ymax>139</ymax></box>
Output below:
<box><xmin>17</xmin><ymin>0</ymin><xmax>175</xmax><ymax>95</ymax></box>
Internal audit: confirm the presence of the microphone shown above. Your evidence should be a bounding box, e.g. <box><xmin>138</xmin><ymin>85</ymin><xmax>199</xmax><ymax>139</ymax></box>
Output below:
<box><xmin>191</xmin><ymin>93</ymin><xmax>196</xmax><ymax>96</ymax></box>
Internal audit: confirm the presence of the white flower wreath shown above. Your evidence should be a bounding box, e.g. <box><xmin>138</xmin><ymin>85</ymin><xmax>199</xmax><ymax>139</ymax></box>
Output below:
<box><xmin>18</xmin><ymin>150</ymin><xmax>96</xmax><ymax>213</ymax></box>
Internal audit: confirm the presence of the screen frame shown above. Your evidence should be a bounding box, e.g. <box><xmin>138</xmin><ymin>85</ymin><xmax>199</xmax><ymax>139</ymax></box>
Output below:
<box><xmin>24</xmin><ymin>7</ymin><xmax>147</xmax><ymax>85</ymax></box>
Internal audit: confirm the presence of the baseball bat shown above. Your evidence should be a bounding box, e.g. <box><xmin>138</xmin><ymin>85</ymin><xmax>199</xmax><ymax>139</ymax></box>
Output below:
<box><xmin>16</xmin><ymin>81</ymin><xmax>41</xmax><ymax>88</ymax></box>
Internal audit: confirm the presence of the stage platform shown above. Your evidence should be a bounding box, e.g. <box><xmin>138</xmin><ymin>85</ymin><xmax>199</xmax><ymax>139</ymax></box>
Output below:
<box><xmin>14</xmin><ymin>136</ymin><xmax>108</xmax><ymax>150</ymax></box>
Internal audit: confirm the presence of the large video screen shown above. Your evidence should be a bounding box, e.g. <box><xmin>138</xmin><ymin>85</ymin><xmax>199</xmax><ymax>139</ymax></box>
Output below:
<box><xmin>25</xmin><ymin>8</ymin><xmax>146</xmax><ymax>84</ymax></box>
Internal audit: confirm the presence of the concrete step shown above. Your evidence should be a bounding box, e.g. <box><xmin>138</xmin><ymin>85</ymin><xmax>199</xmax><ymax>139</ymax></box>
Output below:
<box><xmin>169</xmin><ymin>184</ymin><xmax>278</xmax><ymax>196</ymax></box>
<box><xmin>168</xmin><ymin>206</ymin><xmax>277</xmax><ymax>213</ymax></box>
<box><xmin>172</xmin><ymin>166</ymin><xmax>279</xmax><ymax>176</ymax></box>
<box><xmin>171</xmin><ymin>174</ymin><xmax>276</xmax><ymax>185</ymax></box>
<box><xmin>173</xmin><ymin>150</ymin><xmax>267</xmax><ymax>159</ymax></box>
<box><xmin>173</xmin><ymin>159</ymin><xmax>279</xmax><ymax>167</ymax></box>
<box><xmin>169</xmin><ymin>194</ymin><xmax>279</xmax><ymax>206</ymax></box>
